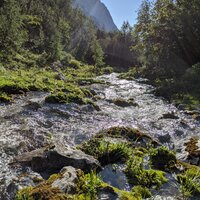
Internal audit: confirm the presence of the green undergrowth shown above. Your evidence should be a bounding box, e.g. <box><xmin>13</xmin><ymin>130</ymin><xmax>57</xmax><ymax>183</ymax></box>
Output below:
<box><xmin>0</xmin><ymin>63</ymin><xmax>107</xmax><ymax>104</ymax></box>
<box><xmin>150</xmin><ymin>146</ymin><xmax>177</xmax><ymax>171</ymax></box>
<box><xmin>80</xmin><ymin>138</ymin><xmax>133</xmax><ymax>165</ymax></box>
<box><xmin>125</xmin><ymin>156</ymin><xmax>168</xmax><ymax>189</ymax></box>
<box><xmin>16</xmin><ymin>170</ymin><xmax>149</xmax><ymax>200</ymax></box>
<box><xmin>16</xmin><ymin>126</ymin><xmax>200</xmax><ymax>199</ymax></box>
<box><xmin>177</xmin><ymin>167</ymin><xmax>200</xmax><ymax>197</ymax></box>
<box><xmin>80</xmin><ymin>127</ymin><xmax>172</xmax><ymax>191</ymax></box>
<box><xmin>118</xmin><ymin>67</ymin><xmax>141</xmax><ymax>80</ymax></box>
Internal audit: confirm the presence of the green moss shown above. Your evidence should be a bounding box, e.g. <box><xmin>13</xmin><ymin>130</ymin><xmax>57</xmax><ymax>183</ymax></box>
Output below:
<box><xmin>125</xmin><ymin>156</ymin><xmax>168</xmax><ymax>189</ymax></box>
<box><xmin>117</xmin><ymin>191</ymin><xmax>139</xmax><ymax>200</ymax></box>
<box><xmin>0</xmin><ymin>92</ymin><xmax>12</xmax><ymax>102</ymax></box>
<box><xmin>0</xmin><ymin>65</ymin><xmax>98</xmax><ymax>105</ymax></box>
<box><xmin>132</xmin><ymin>186</ymin><xmax>152</xmax><ymax>199</ymax></box>
<box><xmin>172</xmin><ymin>94</ymin><xmax>200</xmax><ymax>111</ymax></box>
<box><xmin>45</xmin><ymin>92</ymin><xmax>86</xmax><ymax>105</ymax></box>
<box><xmin>80</xmin><ymin>138</ymin><xmax>132</xmax><ymax>165</ymax></box>
<box><xmin>150</xmin><ymin>146</ymin><xmax>177</xmax><ymax>171</ymax></box>
<box><xmin>16</xmin><ymin>174</ymin><xmax>70</xmax><ymax>200</ymax></box>
<box><xmin>16</xmin><ymin>187</ymin><xmax>34</xmax><ymax>200</ymax></box>
<box><xmin>69</xmin><ymin>60</ymin><xmax>81</xmax><ymax>69</ymax></box>
<box><xmin>79</xmin><ymin>171</ymin><xmax>102</xmax><ymax>199</ymax></box>
<box><xmin>177</xmin><ymin>168</ymin><xmax>200</xmax><ymax>197</ymax></box>
<box><xmin>99</xmin><ymin>126</ymin><xmax>157</xmax><ymax>146</ymax></box>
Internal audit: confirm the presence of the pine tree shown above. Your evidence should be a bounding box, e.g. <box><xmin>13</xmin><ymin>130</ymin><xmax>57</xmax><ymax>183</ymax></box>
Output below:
<box><xmin>0</xmin><ymin>0</ymin><xmax>26</xmax><ymax>57</ymax></box>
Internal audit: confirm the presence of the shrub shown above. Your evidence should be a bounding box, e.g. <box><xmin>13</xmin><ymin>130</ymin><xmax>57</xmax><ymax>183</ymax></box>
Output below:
<box><xmin>69</xmin><ymin>60</ymin><xmax>81</xmax><ymax>69</ymax></box>
<box><xmin>100</xmin><ymin>66</ymin><xmax>113</xmax><ymax>75</ymax></box>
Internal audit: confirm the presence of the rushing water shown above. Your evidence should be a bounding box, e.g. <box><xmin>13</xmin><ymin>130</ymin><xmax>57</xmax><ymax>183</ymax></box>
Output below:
<box><xmin>0</xmin><ymin>73</ymin><xmax>199</xmax><ymax>199</ymax></box>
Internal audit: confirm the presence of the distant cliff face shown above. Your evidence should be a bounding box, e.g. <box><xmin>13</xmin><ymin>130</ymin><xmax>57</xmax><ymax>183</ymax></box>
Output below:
<box><xmin>73</xmin><ymin>0</ymin><xmax>118</xmax><ymax>32</ymax></box>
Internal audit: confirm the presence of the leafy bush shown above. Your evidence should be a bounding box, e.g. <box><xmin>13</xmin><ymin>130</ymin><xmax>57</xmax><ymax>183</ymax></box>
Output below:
<box><xmin>100</xmin><ymin>66</ymin><xmax>113</xmax><ymax>74</ymax></box>
<box><xmin>60</xmin><ymin>53</ymin><xmax>73</xmax><ymax>66</ymax></box>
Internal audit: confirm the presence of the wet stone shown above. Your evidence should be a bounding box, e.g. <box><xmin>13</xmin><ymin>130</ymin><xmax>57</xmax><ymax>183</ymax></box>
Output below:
<box><xmin>97</xmin><ymin>186</ymin><xmax>118</xmax><ymax>200</ymax></box>
<box><xmin>99</xmin><ymin>164</ymin><xmax>131</xmax><ymax>191</ymax></box>
<box><xmin>13</xmin><ymin>143</ymin><xmax>100</xmax><ymax>173</ymax></box>
<box><xmin>112</xmin><ymin>98</ymin><xmax>138</xmax><ymax>107</ymax></box>
<box><xmin>185</xmin><ymin>137</ymin><xmax>200</xmax><ymax>166</ymax></box>
<box><xmin>51</xmin><ymin>166</ymin><xmax>78</xmax><ymax>194</ymax></box>
<box><xmin>160</xmin><ymin>112</ymin><xmax>179</xmax><ymax>120</ymax></box>
<box><xmin>158</xmin><ymin>133</ymin><xmax>171</xmax><ymax>143</ymax></box>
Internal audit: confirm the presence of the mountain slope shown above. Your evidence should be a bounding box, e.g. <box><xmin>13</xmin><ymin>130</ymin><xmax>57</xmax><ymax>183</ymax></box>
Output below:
<box><xmin>73</xmin><ymin>0</ymin><xmax>118</xmax><ymax>32</ymax></box>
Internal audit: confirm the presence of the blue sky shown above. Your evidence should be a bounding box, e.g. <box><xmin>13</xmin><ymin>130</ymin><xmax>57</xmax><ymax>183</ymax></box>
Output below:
<box><xmin>101</xmin><ymin>0</ymin><xmax>144</xmax><ymax>29</ymax></box>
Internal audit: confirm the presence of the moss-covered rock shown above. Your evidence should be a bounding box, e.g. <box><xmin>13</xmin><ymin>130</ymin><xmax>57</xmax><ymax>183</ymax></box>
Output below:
<box><xmin>0</xmin><ymin>92</ymin><xmax>12</xmax><ymax>102</ymax></box>
<box><xmin>118</xmin><ymin>68</ymin><xmax>139</xmax><ymax>80</ymax></box>
<box><xmin>80</xmin><ymin>137</ymin><xmax>132</xmax><ymax>165</ymax></box>
<box><xmin>45</xmin><ymin>92</ymin><xmax>86</xmax><ymax>105</ymax></box>
<box><xmin>125</xmin><ymin>156</ymin><xmax>168</xmax><ymax>189</ymax></box>
<box><xmin>150</xmin><ymin>146</ymin><xmax>177</xmax><ymax>171</ymax></box>
<box><xmin>16</xmin><ymin>181</ymin><xmax>71</xmax><ymax>200</ymax></box>
<box><xmin>132</xmin><ymin>186</ymin><xmax>152</xmax><ymax>199</ymax></box>
<box><xmin>112</xmin><ymin>98</ymin><xmax>138</xmax><ymax>107</ymax></box>
<box><xmin>185</xmin><ymin>137</ymin><xmax>200</xmax><ymax>158</ymax></box>
<box><xmin>98</xmin><ymin>126</ymin><xmax>158</xmax><ymax>146</ymax></box>
<box><xmin>0</xmin><ymin>63</ymin><xmax>98</xmax><ymax>104</ymax></box>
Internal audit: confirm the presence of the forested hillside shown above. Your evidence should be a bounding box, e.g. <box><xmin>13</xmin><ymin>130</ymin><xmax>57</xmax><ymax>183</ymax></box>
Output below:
<box><xmin>123</xmin><ymin>0</ymin><xmax>200</xmax><ymax>110</ymax></box>
<box><xmin>0</xmin><ymin>0</ymin><xmax>105</xmax><ymax>68</ymax></box>
<box><xmin>0</xmin><ymin>0</ymin><xmax>109</xmax><ymax>104</ymax></box>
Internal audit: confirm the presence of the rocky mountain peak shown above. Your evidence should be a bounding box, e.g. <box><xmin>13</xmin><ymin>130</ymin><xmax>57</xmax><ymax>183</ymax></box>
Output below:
<box><xmin>73</xmin><ymin>0</ymin><xmax>118</xmax><ymax>32</ymax></box>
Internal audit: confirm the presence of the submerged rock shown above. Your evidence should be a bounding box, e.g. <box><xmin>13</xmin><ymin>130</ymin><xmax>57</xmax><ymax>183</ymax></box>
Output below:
<box><xmin>13</xmin><ymin>143</ymin><xmax>100</xmax><ymax>173</ymax></box>
<box><xmin>111</xmin><ymin>98</ymin><xmax>138</xmax><ymax>107</ymax></box>
<box><xmin>160</xmin><ymin>112</ymin><xmax>179</xmax><ymax>120</ymax></box>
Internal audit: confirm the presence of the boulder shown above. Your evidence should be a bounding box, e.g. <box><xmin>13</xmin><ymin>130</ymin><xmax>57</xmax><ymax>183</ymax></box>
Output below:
<box><xmin>52</xmin><ymin>166</ymin><xmax>78</xmax><ymax>194</ymax></box>
<box><xmin>13</xmin><ymin>143</ymin><xmax>100</xmax><ymax>173</ymax></box>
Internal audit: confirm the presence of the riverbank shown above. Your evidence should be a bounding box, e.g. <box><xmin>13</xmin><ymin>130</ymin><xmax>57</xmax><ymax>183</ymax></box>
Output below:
<box><xmin>119</xmin><ymin>67</ymin><xmax>200</xmax><ymax>117</ymax></box>
<box><xmin>0</xmin><ymin>72</ymin><xmax>200</xmax><ymax>199</ymax></box>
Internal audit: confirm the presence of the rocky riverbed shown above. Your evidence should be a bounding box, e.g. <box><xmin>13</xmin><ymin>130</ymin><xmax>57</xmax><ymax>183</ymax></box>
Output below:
<box><xmin>0</xmin><ymin>73</ymin><xmax>199</xmax><ymax>200</ymax></box>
